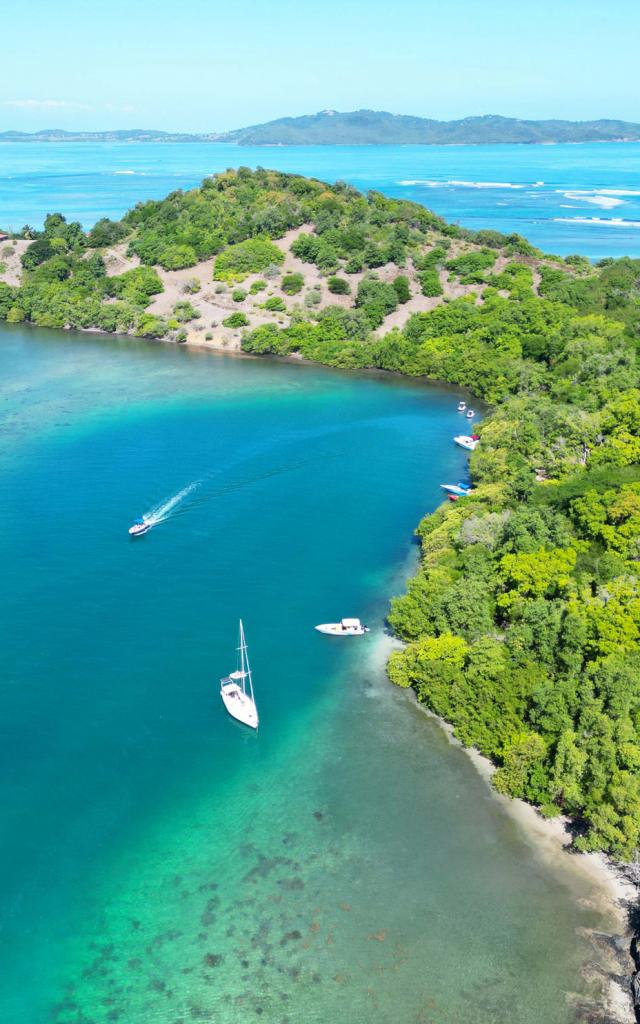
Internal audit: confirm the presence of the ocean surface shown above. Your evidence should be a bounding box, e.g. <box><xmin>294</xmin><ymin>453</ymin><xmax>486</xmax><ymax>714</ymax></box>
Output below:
<box><xmin>0</xmin><ymin>141</ymin><xmax>639</xmax><ymax>258</ymax></box>
<box><xmin>0</xmin><ymin>323</ymin><xmax>615</xmax><ymax>1023</ymax></box>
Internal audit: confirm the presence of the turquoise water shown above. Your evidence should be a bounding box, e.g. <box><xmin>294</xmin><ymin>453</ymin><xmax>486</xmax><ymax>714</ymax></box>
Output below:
<box><xmin>1</xmin><ymin>141</ymin><xmax>640</xmax><ymax>258</ymax></box>
<box><xmin>0</xmin><ymin>325</ymin><xmax>613</xmax><ymax>1023</ymax></box>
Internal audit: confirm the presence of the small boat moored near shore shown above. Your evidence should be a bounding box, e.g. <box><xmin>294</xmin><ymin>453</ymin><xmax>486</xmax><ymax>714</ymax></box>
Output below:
<box><xmin>466</xmin><ymin>409</ymin><xmax>475</xmax><ymax>419</ymax></box>
<box><xmin>454</xmin><ymin>434</ymin><xmax>480</xmax><ymax>452</ymax></box>
<box><xmin>315</xmin><ymin>618</ymin><xmax>369</xmax><ymax>637</ymax></box>
<box><xmin>128</xmin><ymin>517</ymin><xmax>151</xmax><ymax>537</ymax></box>
<box><xmin>457</xmin><ymin>401</ymin><xmax>467</xmax><ymax>412</ymax></box>
<box><xmin>441</xmin><ymin>483</ymin><xmax>472</xmax><ymax>496</ymax></box>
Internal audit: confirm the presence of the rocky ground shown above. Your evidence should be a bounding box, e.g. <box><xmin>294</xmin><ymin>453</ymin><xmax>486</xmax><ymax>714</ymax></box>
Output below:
<box><xmin>0</xmin><ymin>228</ymin><xmax>556</xmax><ymax>353</ymax></box>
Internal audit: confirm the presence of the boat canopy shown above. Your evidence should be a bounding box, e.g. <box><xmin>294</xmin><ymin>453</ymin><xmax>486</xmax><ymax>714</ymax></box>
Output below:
<box><xmin>342</xmin><ymin>618</ymin><xmax>361</xmax><ymax>628</ymax></box>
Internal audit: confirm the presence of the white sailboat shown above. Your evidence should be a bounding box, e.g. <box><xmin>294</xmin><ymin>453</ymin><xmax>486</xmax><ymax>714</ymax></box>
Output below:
<box><xmin>220</xmin><ymin>620</ymin><xmax>259</xmax><ymax>729</ymax></box>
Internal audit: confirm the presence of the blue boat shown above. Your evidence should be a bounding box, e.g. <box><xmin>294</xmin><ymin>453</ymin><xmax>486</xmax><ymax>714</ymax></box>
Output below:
<box><xmin>440</xmin><ymin>483</ymin><xmax>472</xmax><ymax>496</ymax></box>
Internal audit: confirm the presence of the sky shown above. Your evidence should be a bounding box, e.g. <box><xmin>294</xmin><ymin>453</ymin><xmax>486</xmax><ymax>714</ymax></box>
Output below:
<box><xmin>2</xmin><ymin>0</ymin><xmax>639</xmax><ymax>132</ymax></box>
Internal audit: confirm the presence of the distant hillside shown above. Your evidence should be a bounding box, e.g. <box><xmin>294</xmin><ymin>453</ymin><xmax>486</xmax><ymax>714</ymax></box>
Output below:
<box><xmin>0</xmin><ymin>128</ymin><xmax>204</xmax><ymax>143</ymax></box>
<box><xmin>3</xmin><ymin>111</ymin><xmax>640</xmax><ymax>146</ymax></box>
<box><xmin>223</xmin><ymin>110</ymin><xmax>640</xmax><ymax>145</ymax></box>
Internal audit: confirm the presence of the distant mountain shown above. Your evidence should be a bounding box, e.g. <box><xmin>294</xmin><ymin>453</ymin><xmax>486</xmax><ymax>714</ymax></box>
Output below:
<box><xmin>3</xmin><ymin>111</ymin><xmax>640</xmax><ymax>146</ymax></box>
<box><xmin>222</xmin><ymin>110</ymin><xmax>640</xmax><ymax>145</ymax></box>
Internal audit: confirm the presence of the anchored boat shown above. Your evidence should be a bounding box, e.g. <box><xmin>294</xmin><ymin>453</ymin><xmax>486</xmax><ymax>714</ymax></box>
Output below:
<box><xmin>315</xmin><ymin>618</ymin><xmax>369</xmax><ymax>637</ymax></box>
<box><xmin>441</xmin><ymin>483</ymin><xmax>472</xmax><ymax>496</ymax></box>
<box><xmin>457</xmin><ymin>401</ymin><xmax>467</xmax><ymax>412</ymax></box>
<box><xmin>454</xmin><ymin>435</ymin><xmax>480</xmax><ymax>452</ymax></box>
<box><xmin>220</xmin><ymin>619</ymin><xmax>259</xmax><ymax>729</ymax></box>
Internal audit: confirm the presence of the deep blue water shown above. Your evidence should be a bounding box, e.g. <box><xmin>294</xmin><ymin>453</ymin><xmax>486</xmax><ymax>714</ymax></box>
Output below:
<box><xmin>0</xmin><ymin>140</ymin><xmax>639</xmax><ymax>258</ymax></box>
<box><xmin>0</xmin><ymin>324</ymin><xmax>613</xmax><ymax>1023</ymax></box>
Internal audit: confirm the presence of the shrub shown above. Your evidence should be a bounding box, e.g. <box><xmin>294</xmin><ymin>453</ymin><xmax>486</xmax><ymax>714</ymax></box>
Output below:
<box><xmin>172</xmin><ymin>300</ymin><xmax>200</xmax><ymax>322</ymax></box>
<box><xmin>87</xmin><ymin>218</ymin><xmax>129</xmax><ymax>248</ymax></box>
<box><xmin>107</xmin><ymin>265</ymin><xmax>164</xmax><ymax>305</ymax></box>
<box><xmin>393</xmin><ymin>276</ymin><xmax>411</xmax><ymax>303</ymax></box>
<box><xmin>205</xmin><ymin>331</ymin><xmax>213</xmax><ymax>340</ymax></box>
<box><xmin>159</xmin><ymin>244</ymin><xmax>197</xmax><ymax>271</ymax></box>
<box><xmin>182</xmin><ymin>277</ymin><xmax>201</xmax><ymax>294</ymax></box>
<box><xmin>328</xmin><ymin>276</ymin><xmax>351</xmax><ymax>295</ymax></box>
<box><xmin>222</xmin><ymin>311</ymin><xmax>249</xmax><ymax>328</ymax></box>
<box><xmin>364</xmin><ymin>243</ymin><xmax>385</xmax><ymax>268</ymax></box>
<box><xmin>242</xmin><ymin>323</ymin><xmax>291</xmax><ymax>355</ymax></box>
<box><xmin>445</xmin><ymin>249</ymin><xmax>496</xmax><ymax>283</ymax></box>
<box><xmin>232</xmin><ymin>288</ymin><xmax>247</xmax><ymax>302</ymax></box>
<box><xmin>214</xmin><ymin>238</ymin><xmax>284</xmax><ymax>282</ymax></box>
<box><xmin>345</xmin><ymin>254</ymin><xmax>364</xmax><ymax>274</ymax></box>
<box><xmin>249</xmin><ymin>279</ymin><xmax>267</xmax><ymax>293</ymax></box>
<box><xmin>419</xmin><ymin>270</ymin><xmax>443</xmax><ymax>297</ymax></box>
<box><xmin>304</xmin><ymin>288</ymin><xmax>322</xmax><ymax>307</ymax></box>
<box><xmin>281</xmin><ymin>272</ymin><xmax>304</xmax><ymax>295</ymax></box>
<box><xmin>414</xmin><ymin>245</ymin><xmax>448</xmax><ymax>271</ymax></box>
<box><xmin>21</xmin><ymin>238</ymin><xmax>55</xmax><ymax>271</ymax></box>
<box><xmin>264</xmin><ymin>262</ymin><xmax>281</xmax><ymax>280</ymax></box>
<box><xmin>264</xmin><ymin>296</ymin><xmax>287</xmax><ymax>312</ymax></box>
<box><xmin>135</xmin><ymin>314</ymin><xmax>167</xmax><ymax>338</ymax></box>
<box><xmin>355</xmin><ymin>277</ymin><xmax>398</xmax><ymax>327</ymax></box>
<box><xmin>290</xmin><ymin>234</ymin><xmax>319</xmax><ymax>262</ymax></box>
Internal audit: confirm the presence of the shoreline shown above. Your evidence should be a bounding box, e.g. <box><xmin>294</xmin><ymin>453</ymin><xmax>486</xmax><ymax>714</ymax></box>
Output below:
<box><xmin>2</xmin><ymin>139</ymin><xmax>639</xmax><ymax>148</ymax></box>
<box><xmin>368</xmin><ymin>623</ymin><xmax>637</xmax><ymax>1021</ymax></box>
<box><xmin>410</xmin><ymin>692</ymin><xmax>637</xmax><ymax>1021</ymax></box>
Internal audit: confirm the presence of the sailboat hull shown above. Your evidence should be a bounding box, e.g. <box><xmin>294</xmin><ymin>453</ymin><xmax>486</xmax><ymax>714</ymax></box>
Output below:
<box><xmin>220</xmin><ymin>682</ymin><xmax>259</xmax><ymax>729</ymax></box>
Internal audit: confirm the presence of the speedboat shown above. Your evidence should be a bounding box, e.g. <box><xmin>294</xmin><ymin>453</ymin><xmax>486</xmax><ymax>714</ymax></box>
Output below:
<box><xmin>220</xmin><ymin>619</ymin><xmax>258</xmax><ymax>729</ymax></box>
<box><xmin>457</xmin><ymin>401</ymin><xmax>466</xmax><ymax>412</ymax></box>
<box><xmin>128</xmin><ymin>517</ymin><xmax>151</xmax><ymax>537</ymax></box>
<box><xmin>441</xmin><ymin>483</ymin><xmax>472</xmax><ymax>496</ymax></box>
<box><xmin>454</xmin><ymin>435</ymin><xmax>479</xmax><ymax>452</ymax></box>
<box><xmin>466</xmin><ymin>409</ymin><xmax>475</xmax><ymax>419</ymax></box>
<box><xmin>315</xmin><ymin>618</ymin><xmax>369</xmax><ymax>637</ymax></box>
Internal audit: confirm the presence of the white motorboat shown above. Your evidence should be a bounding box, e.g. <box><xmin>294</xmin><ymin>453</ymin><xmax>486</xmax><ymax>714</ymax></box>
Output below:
<box><xmin>220</xmin><ymin>619</ymin><xmax>259</xmax><ymax>729</ymax></box>
<box><xmin>128</xmin><ymin>517</ymin><xmax>151</xmax><ymax>537</ymax></box>
<box><xmin>454</xmin><ymin>435</ymin><xmax>479</xmax><ymax>452</ymax></box>
<box><xmin>315</xmin><ymin>617</ymin><xmax>369</xmax><ymax>637</ymax></box>
<box><xmin>457</xmin><ymin>401</ymin><xmax>467</xmax><ymax>412</ymax></box>
<box><xmin>466</xmin><ymin>409</ymin><xmax>475</xmax><ymax>419</ymax></box>
<box><xmin>441</xmin><ymin>483</ymin><xmax>472</xmax><ymax>496</ymax></box>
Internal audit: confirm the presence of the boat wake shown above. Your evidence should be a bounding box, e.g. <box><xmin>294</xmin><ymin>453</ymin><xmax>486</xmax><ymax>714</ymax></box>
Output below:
<box><xmin>143</xmin><ymin>480</ymin><xmax>202</xmax><ymax>526</ymax></box>
<box><xmin>133</xmin><ymin>450</ymin><xmax>325</xmax><ymax>535</ymax></box>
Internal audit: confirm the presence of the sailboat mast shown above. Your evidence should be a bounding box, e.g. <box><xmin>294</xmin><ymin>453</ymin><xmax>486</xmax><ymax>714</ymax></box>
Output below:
<box><xmin>239</xmin><ymin>619</ymin><xmax>255</xmax><ymax>704</ymax></box>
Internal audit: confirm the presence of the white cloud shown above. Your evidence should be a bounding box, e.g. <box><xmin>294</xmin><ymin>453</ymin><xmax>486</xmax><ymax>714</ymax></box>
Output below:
<box><xmin>2</xmin><ymin>99</ymin><xmax>91</xmax><ymax>110</ymax></box>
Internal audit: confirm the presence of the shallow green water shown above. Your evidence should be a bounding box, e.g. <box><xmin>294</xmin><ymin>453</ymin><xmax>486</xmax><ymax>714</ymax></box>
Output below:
<box><xmin>0</xmin><ymin>324</ymin><xmax>610</xmax><ymax>1023</ymax></box>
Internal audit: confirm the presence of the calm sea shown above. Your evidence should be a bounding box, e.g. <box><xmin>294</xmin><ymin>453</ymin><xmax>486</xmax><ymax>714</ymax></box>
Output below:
<box><xmin>0</xmin><ymin>324</ymin><xmax>614</xmax><ymax>1023</ymax></box>
<box><xmin>0</xmin><ymin>140</ymin><xmax>639</xmax><ymax>258</ymax></box>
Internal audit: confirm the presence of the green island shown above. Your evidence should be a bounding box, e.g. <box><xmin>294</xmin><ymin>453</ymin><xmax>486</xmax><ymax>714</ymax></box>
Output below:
<box><xmin>2</xmin><ymin>167</ymin><xmax>639</xmax><ymax>859</ymax></box>
<box><xmin>4</xmin><ymin>110</ymin><xmax>640</xmax><ymax>144</ymax></box>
